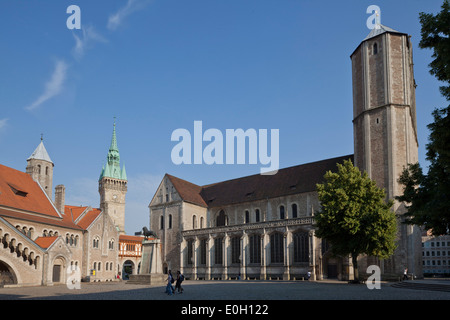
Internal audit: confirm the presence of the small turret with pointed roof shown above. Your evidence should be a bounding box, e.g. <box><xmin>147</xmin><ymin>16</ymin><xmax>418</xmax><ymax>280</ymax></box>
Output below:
<box><xmin>26</xmin><ymin>135</ymin><xmax>54</xmax><ymax>199</ymax></box>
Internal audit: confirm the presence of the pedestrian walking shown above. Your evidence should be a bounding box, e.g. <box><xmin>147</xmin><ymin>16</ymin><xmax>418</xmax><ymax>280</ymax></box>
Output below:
<box><xmin>175</xmin><ymin>270</ymin><xmax>184</xmax><ymax>293</ymax></box>
<box><xmin>403</xmin><ymin>268</ymin><xmax>408</xmax><ymax>280</ymax></box>
<box><xmin>166</xmin><ymin>270</ymin><xmax>175</xmax><ymax>295</ymax></box>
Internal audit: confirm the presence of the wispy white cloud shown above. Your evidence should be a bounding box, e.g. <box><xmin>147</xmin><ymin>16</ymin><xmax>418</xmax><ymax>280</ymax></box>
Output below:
<box><xmin>0</xmin><ymin>118</ymin><xmax>8</xmax><ymax>130</ymax></box>
<box><xmin>72</xmin><ymin>25</ymin><xmax>107</xmax><ymax>61</ymax></box>
<box><xmin>107</xmin><ymin>0</ymin><xmax>152</xmax><ymax>31</ymax></box>
<box><xmin>25</xmin><ymin>60</ymin><xmax>68</xmax><ymax>111</ymax></box>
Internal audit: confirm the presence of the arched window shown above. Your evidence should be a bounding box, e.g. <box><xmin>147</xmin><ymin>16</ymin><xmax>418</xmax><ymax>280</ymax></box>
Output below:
<box><xmin>279</xmin><ymin>205</ymin><xmax>285</xmax><ymax>220</ymax></box>
<box><xmin>200</xmin><ymin>217</ymin><xmax>204</xmax><ymax>229</ymax></box>
<box><xmin>293</xmin><ymin>232</ymin><xmax>309</xmax><ymax>263</ymax></box>
<box><xmin>45</xmin><ymin>166</ymin><xmax>49</xmax><ymax>175</ymax></box>
<box><xmin>245</xmin><ymin>210</ymin><xmax>250</xmax><ymax>224</ymax></box>
<box><xmin>292</xmin><ymin>203</ymin><xmax>298</xmax><ymax>218</ymax></box>
<box><xmin>270</xmin><ymin>233</ymin><xmax>284</xmax><ymax>264</ymax></box>
<box><xmin>37</xmin><ymin>165</ymin><xmax>41</xmax><ymax>174</ymax></box>
<box><xmin>231</xmin><ymin>237</ymin><xmax>240</xmax><ymax>264</ymax></box>
<box><xmin>255</xmin><ymin>209</ymin><xmax>260</xmax><ymax>222</ymax></box>
<box><xmin>168</xmin><ymin>214</ymin><xmax>172</xmax><ymax>229</ymax></box>
<box><xmin>249</xmin><ymin>234</ymin><xmax>261</xmax><ymax>264</ymax></box>
<box><xmin>160</xmin><ymin>215</ymin><xmax>164</xmax><ymax>229</ymax></box>
<box><xmin>373</xmin><ymin>43</ymin><xmax>378</xmax><ymax>55</ymax></box>
<box><xmin>214</xmin><ymin>237</ymin><xmax>223</xmax><ymax>265</ymax></box>
<box><xmin>216</xmin><ymin>210</ymin><xmax>227</xmax><ymax>227</ymax></box>
<box><xmin>193</xmin><ymin>215</ymin><xmax>197</xmax><ymax>229</ymax></box>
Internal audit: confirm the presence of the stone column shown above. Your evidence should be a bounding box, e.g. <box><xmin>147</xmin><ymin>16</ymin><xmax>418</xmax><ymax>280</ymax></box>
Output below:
<box><xmin>260</xmin><ymin>232</ymin><xmax>267</xmax><ymax>280</ymax></box>
<box><xmin>206</xmin><ymin>235</ymin><xmax>212</xmax><ymax>280</ymax></box>
<box><xmin>240</xmin><ymin>231</ymin><xmax>249</xmax><ymax>280</ymax></box>
<box><xmin>283</xmin><ymin>230</ymin><xmax>292</xmax><ymax>280</ymax></box>
<box><xmin>193</xmin><ymin>237</ymin><xmax>198</xmax><ymax>280</ymax></box>
<box><xmin>223</xmin><ymin>233</ymin><xmax>229</xmax><ymax>280</ymax></box>
<box><xmin>309</xmin><ymin>230</ymin><xmax>316</xmax><ymax>280</ymax></box>
<box><xmin>180</xmin><ymin>237</ymin><xmax>186</xmax><ymax>276</ymax></box>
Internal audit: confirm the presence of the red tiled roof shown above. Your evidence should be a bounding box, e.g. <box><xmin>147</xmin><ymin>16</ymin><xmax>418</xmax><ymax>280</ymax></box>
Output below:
<box><xmin>119</xmin><ymin>234</ymin><xmax>146</xmax><ymax>242</ymax></box>
<box><xmin>166</xmin><ymin>174</ymin><xmax>207</xmax><ymax>207</ymax></box>
<box><xmin>34</xmin><ymin>236</ymin><xmax>58</xmax><ymax>249</ymax></box>
<box><xmin>0</xmin><ymin>164</ymin><xmax>60</xmax><ymax>217</ymax></box>
<box><xmin>65</xmin><ymin>205</ymin><xmax>89</xmax><ymax>222</ymax></box>
<box><xmin>76</xmin><ymin>207</ymin><xmax>102</xmax><ymax>229</ymax></box>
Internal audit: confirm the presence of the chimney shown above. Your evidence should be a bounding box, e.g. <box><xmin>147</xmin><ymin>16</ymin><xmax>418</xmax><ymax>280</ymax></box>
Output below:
<box><xmin>54</xmin><ymin>185</ymin><xmax>65</xmax><ymax>215</ymax></box>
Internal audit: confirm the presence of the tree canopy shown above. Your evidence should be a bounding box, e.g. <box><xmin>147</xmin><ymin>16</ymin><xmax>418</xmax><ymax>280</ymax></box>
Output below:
<box><xmin>397</xmin><ymin>1</ymin><xmax>450</xmax><ymax>236</ymax></box>
<box><xmin>315</xmin><ymin>160</ymin><xmax>397</xmax><ymax>282</ymax></box>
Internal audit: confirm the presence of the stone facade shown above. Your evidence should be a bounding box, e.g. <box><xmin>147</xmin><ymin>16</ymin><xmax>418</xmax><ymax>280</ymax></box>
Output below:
<box><xmin>351</xmin><ymin>27</ymin><xmax>422</xmax><ymax>277</ymax></box>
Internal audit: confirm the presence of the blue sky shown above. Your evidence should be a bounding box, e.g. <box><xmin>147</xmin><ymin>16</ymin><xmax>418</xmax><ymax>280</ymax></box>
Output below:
<box><xmin>0</xmin><ymin>0</ymin><xmax>447</xmax><ymax>234</ymax></box>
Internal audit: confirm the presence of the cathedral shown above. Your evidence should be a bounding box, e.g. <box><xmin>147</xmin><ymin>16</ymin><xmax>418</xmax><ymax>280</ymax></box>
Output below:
<box><xmin>149</xmin><ymin>24</ymin><xmax>423</xmax><ymax>281</ymax></box>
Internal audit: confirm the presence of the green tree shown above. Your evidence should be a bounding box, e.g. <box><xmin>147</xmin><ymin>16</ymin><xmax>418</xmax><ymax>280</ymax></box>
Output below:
<box><xmin>397</xmin><ymin>1</ymin><xmax>450</xmax><ymax>235</ymax></box>
<box><xmin>419</xmin><ymin>0</ymin><xmax>450</xmax><ymax>100</ymax></box>
<box><xmin>315</xmin><ymin>160</ymin><xmax>397</xmax><ymax>282</ymax></box>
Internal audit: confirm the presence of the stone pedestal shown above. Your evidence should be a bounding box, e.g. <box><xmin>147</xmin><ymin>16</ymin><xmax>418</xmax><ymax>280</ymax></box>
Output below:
<box><xmin>128</xmin><ymin>239</ymin><xmax>165</xmax><ymax>285</ymax></box>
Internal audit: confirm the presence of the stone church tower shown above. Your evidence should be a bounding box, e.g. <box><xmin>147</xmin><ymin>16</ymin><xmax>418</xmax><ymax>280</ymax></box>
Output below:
<box><xmin>26</xmin><ymin>137</ymin><xmax>54</xmax><ymax>199</ymax></box>
<box><xmin>351</xmin><ymin>25</ymin><xmax>422</xmax><ymax>277</ymax></box>
<box><xmin>99</xmin><ymin>121</ymin><xmax>128</xmax><ymax>235</ymax></box>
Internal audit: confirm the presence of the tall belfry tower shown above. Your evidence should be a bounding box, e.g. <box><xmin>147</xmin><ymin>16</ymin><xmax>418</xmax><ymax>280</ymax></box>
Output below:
<box><xmin>99</xmin><ymin>120</ymin><xmax>128</xmax><ymax>235</ymax></box>
<box><xmin>26</xmin><ymin>136</ymin><xmax>54</xmax><ymax>199</ymax></box>
<box><xmin>351</xmin><ymin>24</ymin><xmax>422</xmax><ymax>276</ymax></box>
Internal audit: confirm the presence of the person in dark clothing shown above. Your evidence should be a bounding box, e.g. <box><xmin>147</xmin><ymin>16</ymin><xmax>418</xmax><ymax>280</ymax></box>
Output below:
<box><xmin>175</xmin><ymin>270</ymin><xmax>184</xmax><ymax>293</ymax></box>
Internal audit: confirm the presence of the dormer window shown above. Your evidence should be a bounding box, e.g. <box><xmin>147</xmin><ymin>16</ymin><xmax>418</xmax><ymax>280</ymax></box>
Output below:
<box><xmin>8</xmin><ymin>183</ymin><xmax>28</xmax><ymax>197</ymax></box>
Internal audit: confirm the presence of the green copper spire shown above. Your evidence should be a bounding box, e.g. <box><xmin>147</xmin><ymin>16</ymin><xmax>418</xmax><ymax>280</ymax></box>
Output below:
<box><xmin>99</xmin><ymin>119</ymin><xmax>127</xmax><ymax>181</ymax></box>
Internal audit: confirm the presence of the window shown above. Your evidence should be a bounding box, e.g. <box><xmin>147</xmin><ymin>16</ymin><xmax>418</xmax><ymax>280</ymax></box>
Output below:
<box><xmin>279</xmin><ymin>206</ymin><xmax>285</xmax><ymax>220</ymax></box>
<box><xmin>200</xmin><ymin>239</ymin><xmax>207</xmax><ymax>265</ymax></box>
<box><xmin>270</xmin><ymin>233</ymin><xmax>284</xmax><ymax>264</ymax></box>
<box><xmin>292</xmin><ymin>204</ymin><xmax>298</xmax><ymax>218</ymax></box>
<box><xmin>187</xmin><ymin>239</ymin><xmax>194</xmax><ymax>265</ymax></box>
<box><xmin>193</xmin><ymin>215</ymin><xmax>197</xmax><ymax>229</ymax></box>
<box><xmin>168</xmin><ymin>214</ymin><xmax>172</xmax><ymax>229</ymax></box>
<box><xmin>231</xmin><ymin>237</ymin><xmax>240</xmax><ymax>264</ymax></box>
<box><xmin>249</xmin><ymin>234</ymin><xmax>261</xmax><ymax>264</ymax></box>
<box><xmin>255</xmin><ymin>209</ymin><xmax>260</xmax><ymax>222</ymax></box>
<box><xmin>214</xmin><ymin>238</ymin><xmax>223</xmax><ymax>265</ymax></box>
<box><xmin>373</xmin><ymin>43</ymin><xmax>378</xmax><ymax>54</ymax></box>
<box><xmin>160</xmin><ymin>215</ymin><xmax>164</xmax><ymax>229</ymax></box>
<box><xmin>217</xmin><ymin>210</ymin><xmax>227</xmax><ymax>227</ymax></box>
<box><xmin>293</xmin><ymin>232</ymin><xmax>309</xmax><ymax>263</ymax></box>
<box><xmin>245</xmin><ymin>210</ymin><xmax>250</xmax><ymax>224</ymax></box>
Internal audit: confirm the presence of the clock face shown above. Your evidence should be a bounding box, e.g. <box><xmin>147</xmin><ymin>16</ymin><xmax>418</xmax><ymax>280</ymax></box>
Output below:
<box><xmin>113</xmin><ymin>194</ymin><xmax>118</xmax><ymax>200</ymax></box>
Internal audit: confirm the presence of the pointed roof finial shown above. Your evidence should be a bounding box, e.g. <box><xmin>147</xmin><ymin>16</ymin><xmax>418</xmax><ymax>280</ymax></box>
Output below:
<box><xmin>41</xmin><ymin>133</ymin><xmax>43</xmax><ymax>141</ymax></box>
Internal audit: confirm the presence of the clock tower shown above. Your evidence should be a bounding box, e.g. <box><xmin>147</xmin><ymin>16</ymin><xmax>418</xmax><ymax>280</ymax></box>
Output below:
<box><xmin>99</xmin><ymin>120</ymin><xmax>128</xmax><ymax>235</ymax></box>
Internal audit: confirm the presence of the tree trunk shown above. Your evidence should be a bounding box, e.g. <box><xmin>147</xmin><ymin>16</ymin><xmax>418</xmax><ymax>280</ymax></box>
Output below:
<box><xmin>352</xmin><ymin>254</ymin><xmax>359</xmax><ymax>283</ymax></box>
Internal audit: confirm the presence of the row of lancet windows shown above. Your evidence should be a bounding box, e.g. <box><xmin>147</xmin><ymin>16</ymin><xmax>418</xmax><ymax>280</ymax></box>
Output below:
<box><xmin>186</xmin><ymin>231</ymin><xmax>309</xmax><ymax>266</ymax></box>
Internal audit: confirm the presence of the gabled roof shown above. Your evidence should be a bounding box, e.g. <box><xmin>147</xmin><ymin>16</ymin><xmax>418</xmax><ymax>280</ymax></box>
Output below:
<box><xmin>74</xmin><ymin>207</ymin><xmax>102</xmax><ymax>230</ymax></box>
<box><xmin>35</xmin><ymin>236</ymin><xmax>59</xmax><ymax>249</ymax></box>
<box><xmin>166</xmin><ymin>174</ymin><xmax>207</xmax><ymax>207</ymax></box>
<box><xmin>0</xmin><ymin>164</ymin><xmax>60</xmax><ymax>217</ymax></box>
<box><xmin>27</xmin><ymin>140</ymin><xmax>53</xmax><ymax>163</ymax></box>
<box><xmin>162</xmin><ymin>155</ymin><xmax>354</xmax><ymax>208</ymax></box>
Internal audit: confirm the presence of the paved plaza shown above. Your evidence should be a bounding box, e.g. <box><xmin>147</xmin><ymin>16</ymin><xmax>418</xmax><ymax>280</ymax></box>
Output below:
<box><xmin>1</xmin><ymin>279</ymin><xmax>450</xmax><ymax>300</ymax></box>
